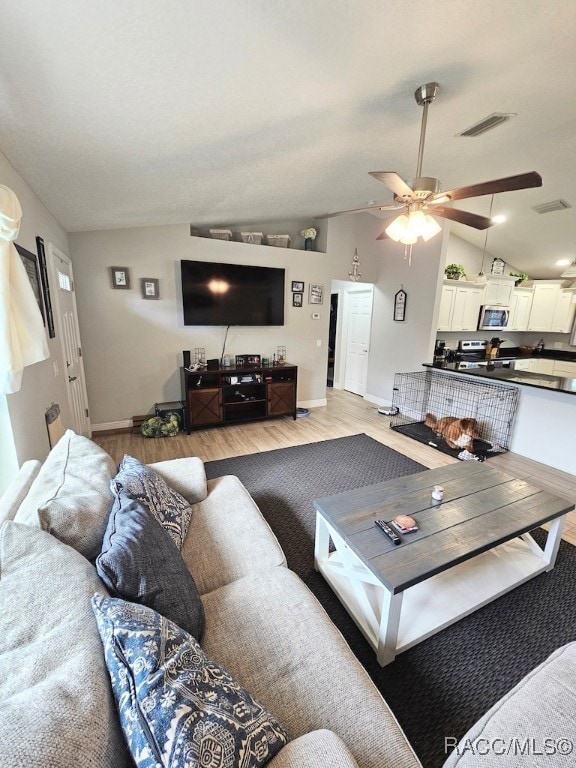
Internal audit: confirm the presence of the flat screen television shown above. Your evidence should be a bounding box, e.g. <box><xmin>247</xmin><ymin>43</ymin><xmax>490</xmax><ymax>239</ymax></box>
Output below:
<box><xmin>180</xmin><ymin>260</ymin><xmax>285</xmax><ymax>326</ymax></box>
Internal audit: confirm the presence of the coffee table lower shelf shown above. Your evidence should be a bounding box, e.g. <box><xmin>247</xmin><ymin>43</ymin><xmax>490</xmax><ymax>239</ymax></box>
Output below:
<box><xmin>315</xmin><ymin>514</ymin><xmax>566</xmax><ymax>666</ymax></box>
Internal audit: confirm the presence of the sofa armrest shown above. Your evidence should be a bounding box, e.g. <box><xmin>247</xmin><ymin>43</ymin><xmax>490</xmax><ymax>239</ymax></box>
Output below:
<box><xmin>0</xmin><ymin>460</ymin><xmax>42</xmax><ymax>525</ymax></box>
<box><xmin>148</xmin><ymin>457</ymin><xmax>207</xmax><ymax>504</ymax></box>
<box><xmin>267</xmin><ymin>730</ymin><xmax>360</xmax><ymax>768</ymax></box>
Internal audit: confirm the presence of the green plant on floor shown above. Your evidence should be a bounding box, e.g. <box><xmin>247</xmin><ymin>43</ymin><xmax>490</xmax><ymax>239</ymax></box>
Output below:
<box><xmin>444</xmin><ymin>263</ymin><xmax>466</xmax><ymax>280</ymax></box>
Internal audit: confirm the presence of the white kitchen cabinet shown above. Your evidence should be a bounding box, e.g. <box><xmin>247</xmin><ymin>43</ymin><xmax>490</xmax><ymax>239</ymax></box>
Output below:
<box><xmin>484</xmin><ymin>276</ymin><xmax>515</xmax><ymax>306</ymax></box>
<box><xmin>451</xmin><ymin>286</ymin><xmax>484</xmax><ymax>332</ymax></box>
<box><xmin>550</xmin><ymin>290</ymin><xmax>576</xmax><ymax>333</ymax></box>
<box><xmin>534</xmin><ymin>358</ymin><xmax>555</xmax><ymax>375</ymax></box>
<box><xmin>508</xmin><ymin>288</ymin><xmax>533</xmax><ymax>331</ymax></box>
<box><xmin>553</xmin><ymin>360</ymin><xmax>576</xmax><ymax>377</ymax></box>
<box><xmin>513</xmin><ymin>358</ymin><xmax>537</xmax><ymax>372</ymax></box>
<box><xmin>437</xmin><ymin>284</ymin><xmax>457</xmax><ymax>331</ymax></box>
<box><xmin>527</xmin><ymin>283</ymin><xmax>560</xmax><ymax>332</ymax></box>
<box><xmin>437</xmin><ymin>282</ymin><xmax>484</xmax><ymax>331</ymax></box>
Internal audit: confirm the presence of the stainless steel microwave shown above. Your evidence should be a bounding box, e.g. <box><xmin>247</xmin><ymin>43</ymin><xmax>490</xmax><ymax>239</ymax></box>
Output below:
<box><xmin>477</xmin><ymin>304</ymin><xmax>510</xmax><ymax>331</ymax></box>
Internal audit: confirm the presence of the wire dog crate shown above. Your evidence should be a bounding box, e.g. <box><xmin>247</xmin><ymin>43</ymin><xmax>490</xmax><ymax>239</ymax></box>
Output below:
<box><xmin>389</xmin><ymin>370</ymin><xmax>519</xmax><ymax>461</ymax></box>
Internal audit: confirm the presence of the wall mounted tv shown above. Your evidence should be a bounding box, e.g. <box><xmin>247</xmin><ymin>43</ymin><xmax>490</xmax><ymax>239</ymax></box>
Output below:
<box><xmin>180</xmin><ymin>260</ymin><xmax>285</xmax><ymax>326</ymax></box>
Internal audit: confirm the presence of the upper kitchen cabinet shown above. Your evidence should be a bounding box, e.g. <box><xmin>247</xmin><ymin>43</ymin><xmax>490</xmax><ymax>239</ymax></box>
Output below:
<box><xmin>527</xmin><ymin>281</ymin><xmax>571</xmax><ymax>333</ymax></box>
<box><xmin>483</xmin><ymin>275</ymin><xmax>515</xmax><ymax>306</ymax></box>
<box><xmin>508</xmin><ymin>287</ymin><xmax>534</xmax><ymax>332</ymax></box>
<box><xmin>550</xmin><ymin>289</ymin><xmax>576</xmax><ymax>333</ymax></box>
<box><xmin>438</xmin><ymin>281</ymin><xmax>484</xmax><ymax>332</ymax></box>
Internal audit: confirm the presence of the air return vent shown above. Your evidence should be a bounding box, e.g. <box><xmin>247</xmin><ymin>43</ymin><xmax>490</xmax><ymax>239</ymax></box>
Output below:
<box><xmin>457</xmin><ymin>113</ymin><xmax>516</xmax><ymax>137</ymax></box>
<box><xmin>532</xmin><ymin>199</ymin><xmax>571</xmax><ymax>214</ymax></box>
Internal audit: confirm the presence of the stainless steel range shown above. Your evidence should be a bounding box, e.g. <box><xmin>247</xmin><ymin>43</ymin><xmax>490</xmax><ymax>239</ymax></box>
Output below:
<box><xmin>455</xmin><ymin>340</ymin><xmax>513</xmax><ymax>370</ymax></box>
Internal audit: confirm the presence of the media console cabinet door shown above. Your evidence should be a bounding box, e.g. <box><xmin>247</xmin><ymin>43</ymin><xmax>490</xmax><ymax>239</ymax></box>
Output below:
<box><xmin>188</xmin><ymin>388</ymin><xmax>223</xmax><ymax>426</ymax></box>
<box><xmin>267</xmin><ymin>381</ymin><xmax>295</xmax><ymax>416</ymax></box>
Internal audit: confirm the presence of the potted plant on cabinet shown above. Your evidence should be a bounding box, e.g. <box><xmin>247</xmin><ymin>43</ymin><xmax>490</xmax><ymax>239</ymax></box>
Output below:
<box><xmin>444</xmin><ymin>263</ymin><xmax>466</xmax><ymax>280</ymax></box>
<box><xmin>511</xmin><ymin>272</ymin><xmax>529</xmax><ymax>286</ymax></box>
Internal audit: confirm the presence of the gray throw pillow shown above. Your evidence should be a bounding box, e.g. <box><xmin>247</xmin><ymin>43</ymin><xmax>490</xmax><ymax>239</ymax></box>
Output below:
<box><xmin>0</xmin><ymin>521</ymin><xmax>128</xmax><ymax>768</ymax></box>
<box><xmin>92</xmin><ymin>593</ymin><xmax>289</xmax><ymax>768</ymax></box>
<box><xmin>113</xmin><ymin>454</ymin><xmax>193</xmax><ymax>549</ymax></box>
<box><xmin>96</xmin><ymin>487</ymin><xmax>205</xmax><ymax>640</ymax></box>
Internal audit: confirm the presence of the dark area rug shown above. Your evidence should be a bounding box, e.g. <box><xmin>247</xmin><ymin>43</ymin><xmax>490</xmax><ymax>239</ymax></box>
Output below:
<box><xmin>205</xmin><ymin>434</ymin><xmax>576</xmax><ymax>768</ymax></box>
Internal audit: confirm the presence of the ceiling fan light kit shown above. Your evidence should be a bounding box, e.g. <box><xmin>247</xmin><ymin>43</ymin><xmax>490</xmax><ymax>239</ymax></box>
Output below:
<box><xmin>320</xmin><ymin>81</ymin><xmax>542</xmax><ymax>259</ymax></box>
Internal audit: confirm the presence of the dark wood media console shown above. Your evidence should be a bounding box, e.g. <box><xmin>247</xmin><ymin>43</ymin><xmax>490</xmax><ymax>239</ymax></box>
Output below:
<box><xmin>181</xmin><ymin>363</ymin><xmax>297</xmax><ymax>432</ymax></box>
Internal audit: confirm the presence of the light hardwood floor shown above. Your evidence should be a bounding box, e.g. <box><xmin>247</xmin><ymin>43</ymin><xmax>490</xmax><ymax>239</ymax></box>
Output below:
<box><xmin>93</xmin><ymin>388</ymin><xmax>576</xmax><ymax>542</ymax></box>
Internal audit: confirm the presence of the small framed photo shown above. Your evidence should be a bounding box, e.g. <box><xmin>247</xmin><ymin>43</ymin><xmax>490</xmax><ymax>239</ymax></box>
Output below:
<box><xmin>110</xmin><ymin>266</ymin><xmax>130</xmax><ymax>289</ymax></box>
<box><xmin>247</xmin><ymin>354</ymin><xmax>261</xmax><ymax>366</ymax></box>
<box><xmin>291</xmin><ymin>280</ymin><xmax>304</xmax><ymax>292</ymax></box>
<box><xmin>292</xmin><ymin>292</ymin><xmax>303</xmax><ymax>307</ymax></box>
<box><xmin>309</xmin><ymin>283</ymin><xmax>324</xmax><ymax>305</ymax></box>
<box><xmin>141</xmin><ymin>278</ymin><xmax>159</xmax><ymax>300</ymax></box>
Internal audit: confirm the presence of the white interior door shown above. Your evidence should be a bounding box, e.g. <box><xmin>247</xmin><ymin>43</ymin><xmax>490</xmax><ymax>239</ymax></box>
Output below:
<box><xmin>48</xmin><ymin>244</ymin><xmax>91</xmax><ymax>436</ymax></box>
<box><xmin>344</xmin><ymin>289</ymin><xmax>373</xmax><ymax>396</ymax></box>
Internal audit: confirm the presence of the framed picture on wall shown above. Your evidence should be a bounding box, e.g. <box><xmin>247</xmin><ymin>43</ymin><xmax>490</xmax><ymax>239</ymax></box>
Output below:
<box><xmin>292</xmin><ymin>292</ymin><xmax>303</xmax><ymax>307</ymax></box>
<box><xmin>36</xmin><ymin>236</ymin><xmax>55</xmax><ymax>337</ymax></box>
<box><xmin>141</xmin><ymin>278</ymin><xmax>159</xmax><ymax>299</ymax></box>
<box><xmin>309</xmin><ymin>283</ymin><xmax>324</xmax><ymax>304</ymax></box>
<box><xmin>291</xmin><ymin>280</ymin><xmax>304</xmax><ymax>292</ymax></box>
<box><xmin>15</xmin><ymin>243</ymin><xmax>45</xmax><ymax>323</ymax></box>
<box><xmin>110</xmin><ymin>266</ymin><xmax>131</xmax><ymax>289</ymax></box>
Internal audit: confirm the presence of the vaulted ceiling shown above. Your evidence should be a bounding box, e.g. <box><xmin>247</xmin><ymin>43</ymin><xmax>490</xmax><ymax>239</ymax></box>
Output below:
<box><xmin>1</xmin><ymin>1</ymin><xmax>575</xmax><ymax>278</ymax></box>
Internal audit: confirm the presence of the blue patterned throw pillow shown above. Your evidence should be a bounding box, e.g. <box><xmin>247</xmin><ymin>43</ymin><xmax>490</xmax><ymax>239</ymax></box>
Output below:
<box><xmin>113</xmin><ymin>454</ymin><xmax>192</xmax><ymax>549</ymax></box>
<box><xmin>92</xmin><ymin>594</ymin><xmax>289</xmax><ymax>768</ymax></box>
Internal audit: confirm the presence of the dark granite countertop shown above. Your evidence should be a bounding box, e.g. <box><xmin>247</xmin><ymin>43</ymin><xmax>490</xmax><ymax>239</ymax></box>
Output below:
<box><xmin>423</xmin><ymin>362</ymin><xmax>576</xmax><ymax>396</ymax></box>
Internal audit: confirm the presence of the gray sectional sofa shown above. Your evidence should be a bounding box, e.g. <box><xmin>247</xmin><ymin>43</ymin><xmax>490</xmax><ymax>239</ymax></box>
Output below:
<box><xmin>0</xmin><ymin>431</ymin><xmax>421</xmax><ymax>768</ymax></box>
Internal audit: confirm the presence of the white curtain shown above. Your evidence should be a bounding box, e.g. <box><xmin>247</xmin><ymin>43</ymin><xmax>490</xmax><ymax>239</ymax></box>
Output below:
<box><xmin>0</xmin><ymin>185</ymin><xmax>49</xmax><ymax>394</ymax></box>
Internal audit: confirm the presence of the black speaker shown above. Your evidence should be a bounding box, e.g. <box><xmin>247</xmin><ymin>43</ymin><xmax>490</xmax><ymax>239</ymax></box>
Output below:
<box><xmin>206</xmin><ymin>358</ymin><xmax>220</xmax><ymax>370</ymax></box>
<box><xmin>183</xmin><ymin>350</ymin><xmax>191</xmax><ymax>367</ymax></box>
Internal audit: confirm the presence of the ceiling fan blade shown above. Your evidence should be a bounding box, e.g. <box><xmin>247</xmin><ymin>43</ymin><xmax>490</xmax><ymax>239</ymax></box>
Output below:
<box><xmin>432</xmin><ymin>206</ymin><xmax>493</xmax><ymax>229</ymax></box>
<box><xmin>368</xmin><ymin>171</ymin><xmax>414</xmax><ymax>198</ymax></box>
<box><xmin>315</xmin><ymin>203</ymin><xmax>404</xmax><ymax>219</ymax></box>
<box><xmin>431</xmin><ymin>171</ymin><xmax>542</xmax><ymax>203</ymax></box>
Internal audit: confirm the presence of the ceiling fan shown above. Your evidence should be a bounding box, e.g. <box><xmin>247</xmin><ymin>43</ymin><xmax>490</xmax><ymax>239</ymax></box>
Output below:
<box><xmin>317</xmin><ymin>82</ymin><xmax>542</xmax><ymax>245</ymax></box>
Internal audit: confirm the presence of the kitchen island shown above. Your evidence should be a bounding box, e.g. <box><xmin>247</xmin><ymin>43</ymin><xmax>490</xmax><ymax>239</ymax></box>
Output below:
<box><xmin>422</xmin><ymin>363</ymin><xmax>575</xmax><ymax>475</ymax></box>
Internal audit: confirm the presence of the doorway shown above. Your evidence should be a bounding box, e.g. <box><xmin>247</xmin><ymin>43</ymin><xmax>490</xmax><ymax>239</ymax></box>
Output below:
<box><xmin>329</xmin><ymin>281</ymin><xmax>375</xmax><ymax>396</ymax></box>
<box><xmin>48</xmin><ymin>244</ymin><xmax>91</xmax><ymax>436</ymax></box>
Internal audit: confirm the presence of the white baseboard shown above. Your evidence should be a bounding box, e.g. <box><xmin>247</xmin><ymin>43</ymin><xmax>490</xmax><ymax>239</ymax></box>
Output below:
<box><xmin>297</xmin><ymin>398</ymin><xmax>327</xmax><ymax>408</ymax></box>
<box><xmin>92</xmin><ymin>420</ymin><xmax>132</xmax><ymax>432</ymax></box>
<box><xmin>363</xmin><ymin>393</ymin><xmax>393</xmax><ymax>408</ymax></box>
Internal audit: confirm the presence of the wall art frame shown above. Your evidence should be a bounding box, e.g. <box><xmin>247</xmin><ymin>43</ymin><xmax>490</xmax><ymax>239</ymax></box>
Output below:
<box><xmin>292</xmin><ymin>292</ymin><xmax>303</xmax><ymax>307</ymax></box>
<box><xmin>35</xmin><ymin>236</ymin><xmax>55</xmax><ymax>337</ymax></box>
<box><xmin>291</xmin><ymin>280</ymin><xmax>304</xmax><ymax>292</ymax></box>
<box><xmin>309</xmin><ymin>283</ymin><xmax>324</xmax><ymax>304</ymax></box>
<box><xmin>110</xmin><ymin>266</ymin><xmax>131</xmax><ymax>289</ymax></box>
<box><xmin>141</xmin><ymin>278</ymin><xmax>159</xmax><ymax>299</ymax></box>
<box><xmin>15</xmin><ymin>242</ymin><xmax>45</xmax><ymax>325</ymax></box>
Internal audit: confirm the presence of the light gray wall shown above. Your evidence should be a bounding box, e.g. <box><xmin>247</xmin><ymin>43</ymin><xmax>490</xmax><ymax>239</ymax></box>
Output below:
<box><xmin>69</xmin><ymin>216</ymin><xmax>379</xmax><ymax>425</ymax></box>
<box><xmin>0</xmin><ymin>149</ymin><xmax>71</xmax><ymax>481</ymax></box>
<box><xmin>365</xmin><ymin>226</ymin><xmax>449</xmax><ymax>405</ymax></box>
<box><xmin>445</xmin><ymin>233</ymin><xmax>524</xmax><ymax>278</ymax></box>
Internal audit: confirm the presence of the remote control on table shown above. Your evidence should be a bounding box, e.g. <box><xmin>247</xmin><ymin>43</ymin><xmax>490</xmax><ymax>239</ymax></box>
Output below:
<box><xmin>375</xmin><ymin>519</ymin><xmax>402</xmax><ymax>545</ymax></box>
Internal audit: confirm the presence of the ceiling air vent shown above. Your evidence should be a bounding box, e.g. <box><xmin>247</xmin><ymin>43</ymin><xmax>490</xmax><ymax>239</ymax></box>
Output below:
<box><xmin>532</xmin><ymin>199</ymin><xmax>571</xmax><ymax>215</ymax></box>
<box><xmin>457</xmin><ymin>113</ymin><xmax>516</xmax><ymax>137</ymax></box>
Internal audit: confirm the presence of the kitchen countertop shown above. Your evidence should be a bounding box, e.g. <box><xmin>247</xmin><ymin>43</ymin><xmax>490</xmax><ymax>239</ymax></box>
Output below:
<box><xmin>423</xmin><ymin>362</ymin><xmax>576</xmax><ymax>395</ymax></box>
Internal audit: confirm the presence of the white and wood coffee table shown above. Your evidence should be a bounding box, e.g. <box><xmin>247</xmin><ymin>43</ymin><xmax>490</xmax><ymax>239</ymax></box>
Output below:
<box><xmin>314</xmin><ymin>461</ymin><xmax>574</xmax><ymax>666</ymax></box>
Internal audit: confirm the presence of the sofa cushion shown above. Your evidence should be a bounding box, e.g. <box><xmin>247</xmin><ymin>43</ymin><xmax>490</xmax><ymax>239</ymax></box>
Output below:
<box><xmin>181</xmin><ymin>475</ymin><xmax>286</xmax><ymax>595</ymax></box>
<box><xmin>0</xmin><ymin>521</ymin><xmax>129</xmax><ymax>768</ymax></box>
<box><xmin>113</xmin><ymin>454</ymin><xmax>192</xmax><ymax>549</ymax></box>
<box><xmin>148</xmin><ymin>456</ymin><xmax>208</xmax><ymax>504</ymax></box>
<box><xmin>443</xmin><ymin>641</ymin><xmax>576</xmax><ymax>767</ymax></box>
<box><xmin>96</xmin><ymin>487</ymin><xmax>205</xmax><ymax>640</ymax></box>
<box><xmin>201</xmin><ymin>567</ymin><xmax>421</xmax><ymax>768</ymax></box>
<box><xmin>267</xmin><ymin>731</ymin><xmax>360</xmax><ymax>768</ymax></box>
<box><xmin>13</xmin><ymin>429</ymin><xmax>116</xmax><ymax>559</ymax></box>
<box><xmin>0</xmin><ymin>459</ymin><xmax>41</xmax><ymax>525</ymax></box>
<box><xmin>92</xmin><ymin>593</ymin><xmax>289</xmax><ymax>768</ymax></box>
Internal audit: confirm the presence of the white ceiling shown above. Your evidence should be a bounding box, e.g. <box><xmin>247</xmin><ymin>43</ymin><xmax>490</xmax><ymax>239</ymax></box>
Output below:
<box><xmin>1</xmin><ymin>0</ymin><xmax>576</xmax><ymax>278</ymax></box>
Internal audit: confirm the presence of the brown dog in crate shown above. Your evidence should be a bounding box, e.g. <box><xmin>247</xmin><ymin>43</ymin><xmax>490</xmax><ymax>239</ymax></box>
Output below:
<box><xmin>424</xmin><ymin>413</ymin><xmax>480</xmax><ymax>451</ymax></box>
